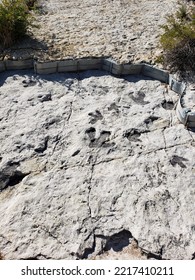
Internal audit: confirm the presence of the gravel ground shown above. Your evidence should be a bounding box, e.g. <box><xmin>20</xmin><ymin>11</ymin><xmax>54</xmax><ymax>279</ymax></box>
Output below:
<box><xmin>1</xmin><ymin>0</ymin><xmax>179</xmax><ymax>63</ymax></box>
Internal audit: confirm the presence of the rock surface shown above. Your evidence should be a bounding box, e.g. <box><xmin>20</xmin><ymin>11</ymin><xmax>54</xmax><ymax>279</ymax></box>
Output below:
<box><xmin>1</xmin><ymin>0</ymin><xmax>179</xmax><ymax>62</ymax></box>
<box><xmin>0</xmin><ymin>70</ymin><xmax>195</xmax><ymax>259</ymax></box>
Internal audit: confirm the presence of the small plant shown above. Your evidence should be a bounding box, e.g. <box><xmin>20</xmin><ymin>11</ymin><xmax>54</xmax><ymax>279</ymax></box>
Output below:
<box><xmin>25</xmin><ymin>0</ymin><xmax>37</xmax><ymax>10</ymax></box>
<box><xmin>0</xmin><ymin>0</ymin><xmax>35</xmax><ymax>47</ymax></box>
<box><xmin>159</xmin><ymin>2</ymin><xmax>195</xmax><ymax>76</ymax></box>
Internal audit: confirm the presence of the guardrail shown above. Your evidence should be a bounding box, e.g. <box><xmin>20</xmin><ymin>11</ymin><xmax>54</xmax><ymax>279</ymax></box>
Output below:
<box><xmin>0</xmin><ymin>57</ymin><xmax>194</xmax><ymax>128</ymax></box>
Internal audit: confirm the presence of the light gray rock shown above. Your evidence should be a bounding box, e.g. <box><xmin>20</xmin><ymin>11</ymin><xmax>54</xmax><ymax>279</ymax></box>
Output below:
<box><xmin>0</xmin><ymin>70</ymin><xmax>194</xmax><ymax>260</ymax></box>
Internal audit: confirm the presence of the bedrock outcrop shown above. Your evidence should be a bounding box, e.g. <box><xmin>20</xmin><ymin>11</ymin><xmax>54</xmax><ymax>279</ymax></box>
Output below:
<box><xmin>0</xmin><ymin>70</ymin><xmax>194</xmax><ymax>259</ymax></box>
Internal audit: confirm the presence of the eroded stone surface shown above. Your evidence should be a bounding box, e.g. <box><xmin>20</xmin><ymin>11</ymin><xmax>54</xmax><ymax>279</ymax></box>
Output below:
<box><xmin>0</xmin><ymin>70</ymin><xmax>195</xmax><ymax>260</ymax></box>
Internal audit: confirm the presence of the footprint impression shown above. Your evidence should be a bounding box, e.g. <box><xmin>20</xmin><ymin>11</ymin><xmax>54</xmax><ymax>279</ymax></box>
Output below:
<box><xmin>85</xmin><ymin>127</ymin><xmax>114</xmax><ymax>148</ymax></box>
<box><xmin>88</xmin><ymin>110</ymin><xmax>103</xmax><ymax>124</ymax></box>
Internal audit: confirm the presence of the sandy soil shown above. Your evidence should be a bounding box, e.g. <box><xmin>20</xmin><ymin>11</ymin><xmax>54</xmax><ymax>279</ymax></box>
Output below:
<box><xmin>1</xmin><ymin>0</ymin><xmax>179</xmax><ymax>63</ymax></box>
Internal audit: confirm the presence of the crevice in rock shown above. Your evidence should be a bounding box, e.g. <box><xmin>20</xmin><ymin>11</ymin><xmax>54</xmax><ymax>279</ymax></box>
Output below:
<box><xmin>191</xmin><ymin>252</ymin><xmax>195</xmax><ymax>260</ymax></box>
<box><xmin>140</xmin><ymin>141</ymin><xmax>192</xmax><ymax>156</ymax></box>
<box><xmin>66</xmin><ymin>101</ymin><xmax>73</xmax><ymax>122</ymax></box>
<box><xmin>86</xmin><ymin>154</ymin><xmax>97</xmax><ymax>218</ymax></box>
<box><xmin>0</xmin><ymin>162</ymin><xmax>29</xmax><ymax>191</ymax></box>
<box><xmin>21</xmin><ymin>254</ymin><xmax>51</xmax><ymax>260</ymax></box>
<box><xmin>39</xmin><ymin>225</ymin><xmax>64</xmax><ymax>246</ymax></box>
<box><xmin>162</xmin><ymin>100</ymin><xmax>174</xmax><ymax>110</ymax></box>
<box><xmin>61</xmin><ymin>138</ymin><xmax>191</xmax><ymax>172</ymax></box>
<box><xmin>72</xmin><ymin>149</ymin><xmax>80</xmax><ymax>157</ymax></box>
<box><xmin>66</xmin><ymin>78</ymin><xmax>81</xmax><ymax>123</ymax></box>
<box><xmin>51</xmin><ymin>135</ymin><xmax>61</xmax><ymax>155</ymax></box>
<box><xmin>0</xmin><ymin>234</ymin><xmax>12</xmax><ymax>245</ymax></box>
<box><xmin>140</xmin><ymin>244</ymin><xmax>168</xmax><ymax>260</ymax></box>
<box><xmin>7</xmin><ymin>171</ymin><xmax>27</xmax><ymax>187</ymax></box>
<box><xmin>144</xmin><ymin>250</ymin><xmax>164</xmax><ymax>260</ymax></box>
<box><xmin>162</xmin><ymin>128</ymin><xmax>167</xmax><ymax>150</ymax></box>
<box><xmin>92</xmin><ymin>156</ymin><xmax>123</xmax><ymax>166</ymax></box>
<box><xmin>5</xmin><ymin>108</ymin><xmax>12</xmax><ymax>121</ymax></box>
<box><xmin>59</xmin><ymin>156</ymin><xmax>124</xmax><ymax>171</ymax></box>
<box><xmin>187</xmin><ymin>129</ymin><xmax>195</xmax><ymax>143</ymax></box>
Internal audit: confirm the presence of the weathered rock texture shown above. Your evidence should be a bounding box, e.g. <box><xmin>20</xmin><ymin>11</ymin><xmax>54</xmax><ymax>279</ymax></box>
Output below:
<box><xmin>0</xmin><ymin>70</ymin><xmax>194</xmax><ymax>259</ymax></box>
<box><xmin>1</xmin><ymin>0</ymin><xmax>179</xmax><ymax>63</ymax></box>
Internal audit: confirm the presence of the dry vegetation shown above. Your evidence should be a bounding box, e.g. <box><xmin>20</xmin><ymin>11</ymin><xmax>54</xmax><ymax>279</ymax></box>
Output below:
<box><xmin>0</xmin><ymin>0</ymin><xmax>36</xmax><ymax>47</ymax></box>
<box><xmin>160</xmin><ymin>1</ymin><xmax>195</xmax><ymax>77</ymax></box>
